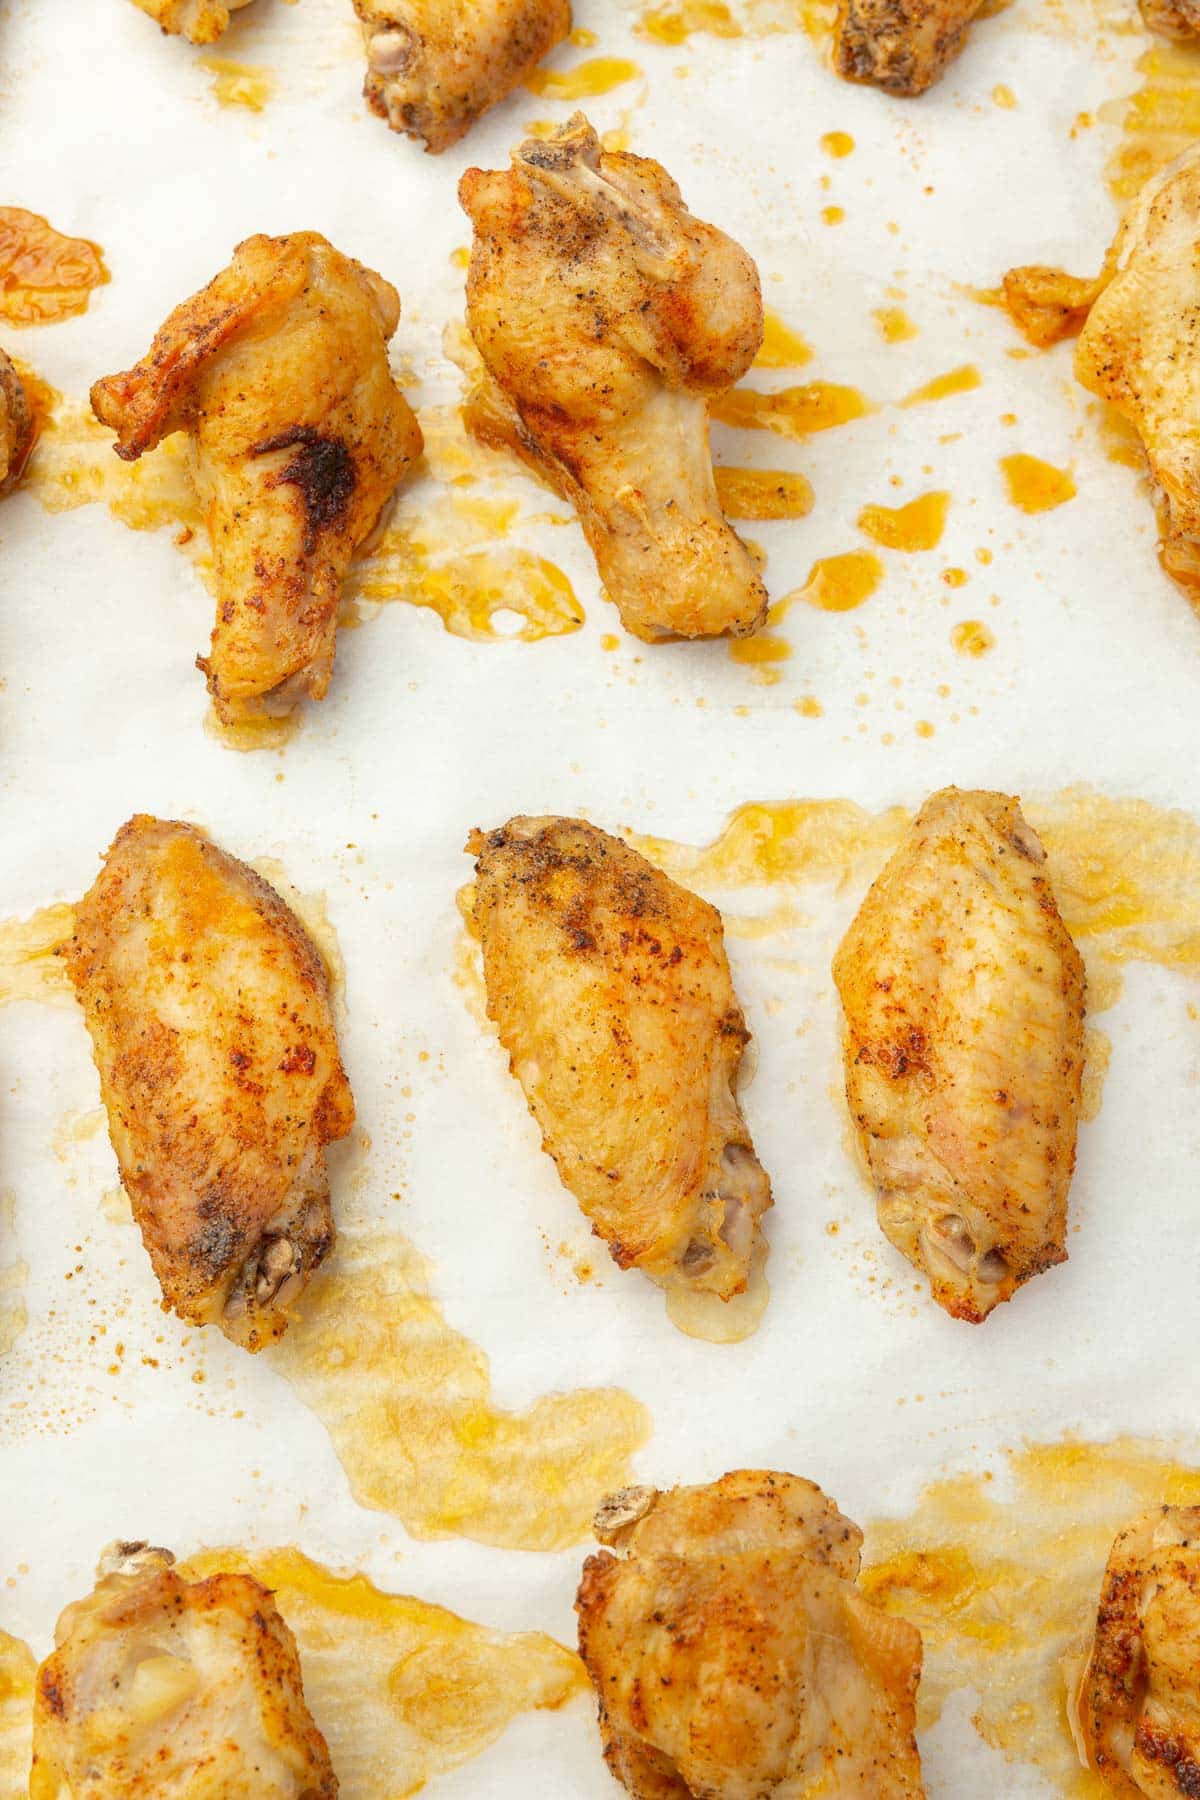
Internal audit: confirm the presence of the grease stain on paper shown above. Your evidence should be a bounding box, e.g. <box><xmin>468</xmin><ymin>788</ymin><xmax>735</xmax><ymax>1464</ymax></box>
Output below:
<box><xmin>1102</xmin><ymin>43</ymin><xmax>1200</xmax><ymax>203</ymax></box>
<box><xmin>713</xmin><ymin>381</ymin><xmax>874</xmax><ymax>438</ymax></box>
<box><xmin>200</xmin><ymin>58</ymin><xmax>275</xmax><ymax>110</ymax></box>
<box><xmin>858</xmin><ymin>491</ymin><xmax>949</xmax><ymax>552</ymax></box>
<box><xmin>0</xmin><ymin>904</ymin><xmax>76</xmax><ymax>1008</ymax></box>
<box><xmin>0</xmin><ymin>209</ymin><xmax>108</xmax><ymax>326</ymax></box>
<box><xmin>0</xmin><ymin>1628</ymin><xmax>34</xmax><ymax>1798</ymax></box>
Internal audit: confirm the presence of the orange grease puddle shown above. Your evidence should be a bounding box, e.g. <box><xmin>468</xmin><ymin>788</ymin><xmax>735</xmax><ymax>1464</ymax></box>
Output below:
<box><xmin>713</xmin><ymin>381</ymin><xmax>874</xmax><ymax>438</ymax></box>
<box><xmin>1102</xmin><ymin>44</ymin><xmax>1200</xmax><ymax>203</ymax></box>
<box><xmin>0</xmin><ymin>1628</ymin><xmax>34</xmax><ymax>1793</ymax></box>
<box><xmin>1001</xmin><ymin>453</ymin><xmax>1076</xmax><ymax>513</ymax></box>
<box><xmin>754</xmin><ymin>309</ymin><xmax>813</xmax><ymax>369</ymax></box>
<box><xmin>901</xmin><ymin>364</ymin><xmax>982</xmax><ymax>406</ymax></box>
<box><xmin>715</xmin><ymin>466</ymin><xmax>814</xmax><ymax>519</ymax></box>
<box><xmin>858</xmin><ymin>491</ymin><xmax>949</xmax><ymax>552</ymax></box>
<box><xmin>796</xmin><ymin>550</ymin><xmax>883</xmax><ymax>611</ymax></box>
<box><xmin>525</xmin><ymin>56</ymin><xmax>641</xmax><ymax>98</ymax></box>
<box><xmin>0</xmin><ymin>208</ymin><xmax>108</xmax><ymax>326</ymax></box>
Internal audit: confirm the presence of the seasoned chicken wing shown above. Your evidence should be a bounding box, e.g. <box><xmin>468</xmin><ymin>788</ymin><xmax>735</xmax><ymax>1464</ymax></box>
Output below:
<box><xmin>1139</xmin><ymin>0</ymin><xmax>1200</xmax><ymax>37</ymax></box>
<box><xmin>128</xmin><ymin>0</ymin><xmax>255</xmax><ymax>43</ymax></box>
<box><xmin>0</xmin><ymin>349</ymin><xmax>32</xmax><ymax>497</ymax></box>
<box><xmin>833</xmin><ymin>0</ymin><xmax>984</xmax><ymax>95</ymax></box>
<box><xmin>64</xmin><ymin>815</ymin><xmax>354</xmax><ymax>1351</ymax></box>
<box><xmin>1075</xmin><ymin>1507</ymin><xmax>1200</xmax><ymax>1796</ymax></box>
<box><xmin>31</xmin><ymin>1542</ymin><xmax>336</xmax><ymax>1800</ymax></box>
<box><xmin>355</xmin><ymin>0</ymin><xmax>571</xmax><ymax>153</ymax></box>
<box><xmin>467</xmin><ymin>817</ymin><xmax>771</xmax><ymax>1309</ymax></box>
<box><xmin>91</xmin><ymin>232</ymin><xmax>422</xmax><ymax>726</ymax></box>
<box><xmin>833</xmin><ymin>788</ymin><xmax>1086</xmax><ymax>1323</ymax></box>
<box><xmin>459</xmin><ymin>115</ymin><xmax>767</xmax><ymax>641</ymax></box>
<box><xmin>576</xmin><ymin>1471</ymin><xmax>925</xmax><ymax>1799</ymax></box>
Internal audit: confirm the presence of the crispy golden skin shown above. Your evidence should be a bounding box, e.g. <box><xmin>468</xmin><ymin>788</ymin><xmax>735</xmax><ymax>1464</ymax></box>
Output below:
<box><xmin>1075</xmin><ymin>1508</ymin><xmax>1200</xmax><ymax>1797</ymax></box>
<box><xmin>31</xmin><ymin>1543</ymin><xmax>336</xmax><ymax>1800</ymax></box>
<box><xmin>355</xmin><ymin>0</ymin><xmax>571</xmax><ymax>153</ymax></box>
<box><xmin>91</xmin><ymin>232</ymin><xmax>422</xmax><ymax>725</ymax></box>
<box><xmin>833</xmin><ymin>0</ymin><xmax>984</xmax><ymax>95</ymax></box>
<box><xmin>577</xmin><ymin>1472</ymin><xmax>925</xmax><ymax>1799</ymax></box>
<box><xmin>459</xmin><ymin>114</ymin><xmax>767</xmax><ymax>642</ymax></box>
<box><xmin>468</xmin><ymin>816</ymin><xmax>771</xmax><ymax>1304</ymax></box>
<box><xmin>128</xmin><ymin>0</ymin><xmax>254</xmax><ymax>43</ymax></box>
<box><xmin>1140</xmin><ymin>0</ymin><xmax>1200</xmax><ymax>37</ymax></box>
<box><xmin>833</xmin><ymin>788</ymin><xmax>1086</xmax><ymax>1323</ymax></box>
<box><xmin>64</xmin><ymin>815</ymin><xmax>354</xmax><ymax>1351</ymax></box>
<box><xmin>0</xmin><ymin>349</ymin><xmax>32</xmax><ymax>497</ymax></box>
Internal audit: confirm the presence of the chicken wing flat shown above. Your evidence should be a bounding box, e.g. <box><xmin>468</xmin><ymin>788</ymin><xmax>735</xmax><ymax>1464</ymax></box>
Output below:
<box><xmin>0</xmin><ymin>349</ymin><xmax>32</xmax><ymax>497</ymax></box>
<box><xmin>459</xmin><ymin>114</ymin><xmax>767</xmax><ymax>641</ymax></box>
<box><xmin>128</xmin><ymin>0</ymin><xmax>255</xmax><ymax>43</ymax></box>
<box><xmin>31</xmin><ymin>1542</ymin><xmax>336</xmax><ymax>1800</ymax></box>
<box><xmin>576</xmin><ymin>1471</ymin><xmax>925</xmax><ymax>1799</ymax></box>
<box><xmin>468</xmin><ymin>817</ymin><xmax>771</xmax><ymax>1307</ymax></box>
<box><xmin>64</xmin><ymin>815</ymin><xmax>354</xmax><ymax>1351</ymax></box>
<box><xmin>1075</xmin><ymin>1507</ymin><xmax>1200</xmax><ymax>1796</ymax></box>
<box><xmin>355</xmin><ymin>0</ymin><xmax>572</xmax><ymax>153</ymax></box>
<box><xmin>833</xmin><ymin>788</ymin><xmax>1085</xmax><ymax>1323</ymax></box>
<box><xmin>91</xmin><ymin>232</ymin><xmax>422</xmax><ymax>726</ymax></box>
<box><xmin>833</xmin><ymin>0</ymin><xmax>984</xmax><ymax>95</ymax></box>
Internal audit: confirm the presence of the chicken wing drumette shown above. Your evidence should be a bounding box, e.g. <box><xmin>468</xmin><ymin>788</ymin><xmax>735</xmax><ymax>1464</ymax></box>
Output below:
<box><xmin>459</xmin><ymin>115</ymin><xmax>767</xmax><ymax>641</ymax></box>
<box><xmin>576</xmin><ymin>1472</ymin><xmax>925</xmax><ymax>1798</ymax></box>
<box><xmin>64</xmin><ymin>815</ymin><xmax>355</xmax><ymax>1351</ymax></box>
<box><xmin>31</xmin><ymin>1542</ymin><xmax>336</xmax><ymax>1800</ymax></box>
<box><xmin>128</xmin><ymin>0</ymin><xmax>255</xmax><ymax>43</ymax></box>
<box><xmin>468</xmin><ymin>817</ymin><xmax>772</xmax><ymax>1311</ymax></box>
<box><xmin>91</xmin><ymin>232</ymin><xmax>422</xmax><ymax>726</ymax></box>
<box><xmin>0</xmin><ymin>349</ymin><xmax>32</xmax><ymax>497</ymax></box>
<box><xmin>355</xmin><ymin>0</ymin><xmax>572</xmax><ymax>153</ymax></box>
<box><xmin>833</xmin><ymin>0</ymin><xmax>984</xmax><ymax>95</ymax></box>
<box><xmin>834</xmin><ymin>788</ymin><xmax>1086</xmax><ymax>1323</ymax></box>
<box><xmin>1075</xmin><ymin>1507</ymin><xmax>1200</xmax><ymax>1796</ymax></box>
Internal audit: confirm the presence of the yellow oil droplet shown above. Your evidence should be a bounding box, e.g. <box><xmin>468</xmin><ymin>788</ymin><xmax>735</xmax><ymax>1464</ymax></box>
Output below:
<box><xmin>1104</xmin><ymin>44</ymin><xmax>1200</xmax><ymax>203</ymax></box>
<box><xmin>570</xmin><ymin>25</ymin><xmax>599</xmax><ymax>44</ymax></box>
<box><xmin>1000</xmin><ymin>453</ymin><xmax>1076</xmax><ymax>514</ymax></box>
<box><xmin>857</xmin><ymin>490</ymin><xmax>949</xmax><ymax>552</ymax></box>
<box><xmin>601</xmin><ymin>632</ymin><xmax>620</xmax><ymax>651</ymax></box>
<box><xmin>992</xmin><ymin>82</ymin><xmax>1017</xmax><ymax>107</ymax></box>
<box><xmin>901</xmin><ymin>365</ymin><xmax>982</xmax><ymax>406</ymax></box>
<box><xmin>976</xmin><ymin>546</ymin><xmax>994</xmax><ymax>564</ymax></box>
<box><xmin>872</xmin><ymin>305</ymin><xmax>918</xmax><ymax>343</ymax></box>
<box><xmin>0</xmin><ymin>1628</ymin><xmax>34</xmax><ymax>1791</ymax></box>
<box><xmin>821</xmin><ymin>204</ymin><xmax>845</xmax><ymax>225</ymax></box>
<box><xmin>713</xmin><ymin>381</ymin><xmax>874</xmax><ymax>438</ymax></box>
<box><xmin>450</xmin><ymin>246</ymin><xmax>470</xmax><ymax>270</ymax></box>
<box><xmin>271</xmin><ymin>1228</ymin><xmax>648</xmax><ymax>1548</ymax></box>
<box><xmin>952</xmin><ymin>619</ymin><xmax>995</xmax><ymax>656</ymax></box>
<box><xmin>820</xmin><ymin>129</ymin><xmax>855</xmax><ymax>156</ymax></box>
<box><xmin>796</xmin><ymin>550</ymin><xmax>883</xmax><ymax>612</ymax></box>
<box><xmin>178</xmin><ymin>1547</ymin><xmax>585</xmax><ymax>1798</ymax></box>
<box><xmin>754</xmin><ymin>309</ymin><xmax>813</xmax><ymax>369</ymax></box>
<box><xmin>525</xmin><ymin>56</ymin><xmax>641</xmax><ymax>99</ymax></box>
<box><xmin>200</xmin><ymin>57</ymin><xmax>275</xmax><ymax>111</ymax></box>
<box><xmin>728</xmin><ymin>632</ymin><xmax>793</xmax><ymax>683</ymax></box>
<box><xmin>601</xmin><ymin>121</ymin><xmax>633</xmax><ymax>152</ymax></box>
<box><xmin>636</xmin><ymin>0</ymin><xmax>742</xmax><ymax>42</ymax></box>
<box><xmin>942</xmin><ymin>567</ymin><xmax>968</xmax><ymax>588</ymax></box>
<box><xmin>1081</xmin><ymin>1026</ymin><xmax>1112</xmax><ymax>1123</ymax></box>
<box><xmin>715</xmin><ymin>466</ymin><xmax>814</xmax><ymax>519</ymax></box>
<box><xmin>797</xmin><ymin>695</ymin><xmax>823</xmax><ymax>717</ymax></box>
<box><xmin>0</xmin><ymin>902</ymin><xmax>77</xmax><ymax>1008</ymax></box>
<box><xmin>914</xmin><ymin>719</ymin><xmax>935</xmax><ymax>737</ymax></box>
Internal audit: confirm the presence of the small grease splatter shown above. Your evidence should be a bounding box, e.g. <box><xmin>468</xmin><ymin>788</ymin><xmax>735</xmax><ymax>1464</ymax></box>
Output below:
<box><xmin>0</xmin><ymin>903</ymin><xmax>76</xmax><ymax>1008</ymax></box>
<box><xmin>858</xmin><ymin>491</ymin><xmax>949</xmax><ymax>552</ymax></box>
<box><xmin>901</xmin><ymin>365</ymin><xmax>982</xmax><ymax>407</ymax></box>
<box><xmin>524</xmin><ymin>56</ymin><xmax>641</xmax><ymax>98</ymax></box>
<box><xmin>820</xmin><ymin>129</ymin><xmax>855</xmax><ymax>156</ymax></box>
<box><xmin>200</xmin><ymin>57</ymin><xmax>275</xmax><ymax>110</ymax></box>
<box><xmin>179</xmin><ymin>1547</ymin><xmax>585</xmax><ymax>1800</ymax></box>
<box><xmin>821</xmin><ymin>204</ymin><xmax>845</xmax><ymax>225</ymax></box>
<box><xmin>795</xmin><ymin>550</ymin><xmax>883</xmax><ymax>611</ymax></box>
<box><xmin>0</xmin><ymin>1628</ymin><xmax>34</xmax><ymax>1796</ymax></box>
<box><xmin>270</xmin><ymin>1227</ymin><xmax>649</xmax><ymax>1549</ymax></box>
<box><xmin>754</xmin><ymin>309</ymin><xmax>813</xmax><ymax>369</ymax></box>
<box><xmin>1000</xmin><ymin>453</ymin><xmax>1076</xmax><ymax>513</ymax></box>
<box><xmin>951</xmin><ymin>619</ymin><xmax>995</xmax><ymax>656</ymax></box>
<box><xmin>637</xmin><ymin>0</ymin><xmax>742</xmax><ymax>40</ymax></box>
<box><xmin>714</xmin><ymin>467</ymin><xmax>814</xmax><ymax>519</ymax></box>
<box><xmin>873</xmin><ymin>305</ymin><xmax>918</xmax><ymax>343</ymax></box>
<box><xmin>712</xmin><ymin>381</ymin><xmax>874</xmax><ymax>438</ymax></box>
<box><xmin>0</xmin><ymin>1194</ymin><xmax>27</xmax><ymax>1358</ymax></box>
<box><xmin>0</xmin><ymin>208</ymin><xmax>108</xmax><ymax>326</ymax></box>
<box><xmin>992</xmin><ymin>81</ymin><xmax>1017</xmax><ymax>107</ymax></box>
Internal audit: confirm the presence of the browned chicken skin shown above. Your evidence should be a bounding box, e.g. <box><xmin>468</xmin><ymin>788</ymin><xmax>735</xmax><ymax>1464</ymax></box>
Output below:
<box><xmin>1075</xmin><ymin>1507</ymin><xmax>1200</xmax><ymax>1797</ymax></box>
<box><xmin>834</xmin><ymin>788</ymin><xmax>1086</xmax><ymax>1323</ymax></box>
<box><xmin>31</xmin><ymin>1542</ymin><xmax>337</xmax><ymax>1799</ymax></box>
<box><xmin>833</xmin><ymin>0</ymin><xmax>984</xmax><ymax>95</ymax></box>
<box><xmin>355</xmin><ymin>0</ymin><xmax>572</xmax><ymax>152</ymax></box>
<box><xmin>64</xmin><ymin>815</ymin><xmax>355</xmax><ymax>1351</ymax></box>
<box><xmin>1139</xmin><ymin>0</ymin><xmax>1200</xmax><ymax>37</ymax></box>
<box><xmin>577</xmin><ymin>1472</ymin><xmax>926</xmax><ymax>1798</ymax></box>
<box><xmin>468</xmin><ymin>817</ymin><xmax>772</xmax><ymax>1309</ymax></box>
<box><xmin>459</xmin><ymin>114</ymin><xmax>767</xmax><ymax>641</ymax></box>
<box><xmin>127</xmin><ymin>0</ymin><xmax>255</xmax><ymax>43</ymax></box>
<box><xmin>0</xmin><ymin>349</ymin><xmax>32</xmax><ymax>497</ymax></box>
<box><xmin>91</xmin><ymin>232</ymin><xmax>422</xmax><ymax>726</ymax></box>
<box><xmin>1000</xmin><ymin>264</ymin><xmax>1109</xmax><ymax>350</ymax></box>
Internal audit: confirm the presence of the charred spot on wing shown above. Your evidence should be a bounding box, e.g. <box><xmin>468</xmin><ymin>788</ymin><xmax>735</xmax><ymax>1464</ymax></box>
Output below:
<box><xmin>254</xmin><ymin>426</ymin><xmax>357</xmax><ymax>552</ymax></box>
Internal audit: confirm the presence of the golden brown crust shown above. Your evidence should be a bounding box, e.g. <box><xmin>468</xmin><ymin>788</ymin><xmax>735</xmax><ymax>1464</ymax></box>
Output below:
<box><xmin>832</xmin><ymin>0</ymin><xmax>984</xmax><ymax>95</ymax></box>
<box><xmin>0</xmin><ymin>348</ymin><xmax>32</xmax><ymax>496</ymax></box>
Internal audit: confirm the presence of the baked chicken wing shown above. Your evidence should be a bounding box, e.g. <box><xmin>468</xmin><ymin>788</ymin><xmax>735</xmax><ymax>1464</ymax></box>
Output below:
<box><xmin>355</xmin><ymin>0</ymin><xmax>572</xmax><ymax>153</ymax></box>
<box><xmin>459</xmin><ymin>114</ymin><xmax>767</xmax><ymax>641</ymax></box>
<box><xmin>1139</xmin><ymin>0</ymin><xmax>1200</xmax><ymax>37</ymax></box>
<box><xmin>128</xmin><ymin>0</ymin><xmax>255</xmax><ymax>43</ymax></box>
<box><xmin>1075</xmin><ymin>1507</ymin><xmax>1200</xmax><ymax>1796</ymax></box>
<box><xmin>576</xmin><ymin>1471</ymin><xmax>925</xmax><ymax>1799</ymax></box>
<box><xmin>833</xmin><ymin>0</ymin><xmax>984</xmax><ymax>95</ymax></box>
<box><xmin>31</xmin><ymin>1542</ymin><xmax>336</xmax><ymax>1800</ymax></box>
<box><xmin>833</xmin><ymin>787</ymin><xmax>1085</xmax><ymax>1323</ymax></box>
<box><xmin>64</xmin><ymin>815</ymin><xmax>354</xmax><ymax>1351</ymax></box>
<box><xmin>467</xmin><ymin>816</ymin><xmax>771</xmax><ymax>1308</ymax></box>
<box><xmin>91</xmin><ymin>232</ymin><xmax>422</xmax><ymax>726</ymax></box>
<box><xmin>0</xmin><ymin>350</ymin><xmax>32</xmax><ymax>497</ymax></box>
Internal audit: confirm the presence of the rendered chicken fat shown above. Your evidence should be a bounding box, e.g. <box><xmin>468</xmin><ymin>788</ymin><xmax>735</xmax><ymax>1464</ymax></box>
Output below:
<box><xmin>577</xmin><ymin>1471</ymin><xmax>926</xmax><ymax>1798</ymax></box>
<box><xmin>468</xmin><ymin>816</ymin><xmax>772</xmax><ymax>1307</ymax></box>
<box><xmin>459</xmin><ymin>113</ymin><xmax>768</xmax><ymax>641</ymax></box>
<box><xmin>834</xmin><ymin>787</ymin><xmax>1086</xmax><ymax>1322</ymax></box>
<box><xmin>91</xmin><ymin>231</ymin><xmax>422</xmax><ymax>725</ymax></box>
<box><xmin>64</xmin><ymin>815</ymin><xmax>355</xmax><ymax>1350</ymax></box>
<box><xmin>31</xmin><ymin>1543</ymin><xmax>336</xmax><ymax>1799</ymax></box>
